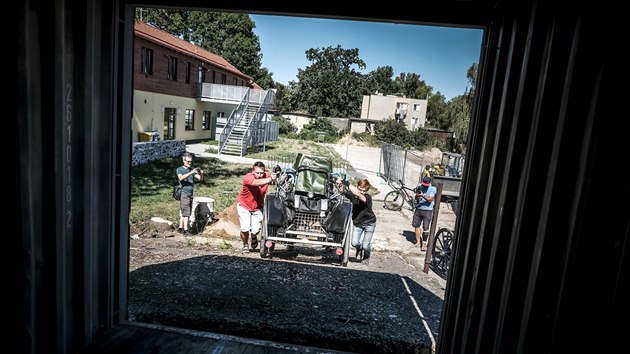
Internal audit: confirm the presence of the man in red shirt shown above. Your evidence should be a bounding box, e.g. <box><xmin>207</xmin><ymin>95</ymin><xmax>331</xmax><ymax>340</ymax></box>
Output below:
<box><xmin>237</xmin><ymin>161</ymin><xmax>277</xmax><ymax>252</ymax></box>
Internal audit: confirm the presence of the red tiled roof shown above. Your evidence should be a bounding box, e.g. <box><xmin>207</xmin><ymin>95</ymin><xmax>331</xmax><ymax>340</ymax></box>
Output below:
<box><xmin>134</xmin><ymin>21</ymin><xmax>253</xmax><ymax>82</ymax></box>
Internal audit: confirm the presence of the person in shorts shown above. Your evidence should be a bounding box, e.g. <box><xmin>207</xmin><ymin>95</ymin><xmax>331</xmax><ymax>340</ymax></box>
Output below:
<box><xmin>412</xmin><ymin>176</ymin><xmax>436</xmax><ymax>251</ymax></box>
<box><xmin>176</xmin><ymin>152</ymin><xmax>204</xmax><ymax>236</ymax></box>
<box><xmin>237</xmin><ymin>161</ymin><xmax>277</xmax><ymax>252</ymax></box>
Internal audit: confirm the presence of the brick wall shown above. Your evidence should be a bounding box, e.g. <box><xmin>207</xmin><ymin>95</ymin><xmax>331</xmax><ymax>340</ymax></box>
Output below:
<box><xmin>134</xmin><ymin>37</ymin><xmax>249</xmax><ymax>99</ymax></box>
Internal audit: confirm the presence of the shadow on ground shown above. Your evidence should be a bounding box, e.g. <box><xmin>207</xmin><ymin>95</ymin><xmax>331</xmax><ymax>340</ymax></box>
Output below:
<box><xmin>128</xmin><ymin>254</ymin><xmax>443</xmax><ymax>353</ymax></box>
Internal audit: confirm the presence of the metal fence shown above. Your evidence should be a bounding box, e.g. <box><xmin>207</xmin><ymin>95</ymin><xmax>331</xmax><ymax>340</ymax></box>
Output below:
<box><xmin>379</xmin><ymin>143</ymin><xmax>429</xmax><ymax>189</ymax></box>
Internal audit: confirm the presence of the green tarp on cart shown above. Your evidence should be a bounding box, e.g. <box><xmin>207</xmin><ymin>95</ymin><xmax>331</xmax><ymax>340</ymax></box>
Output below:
<box><xmin>293</xmin><ymin>153</ymin><xmax>333</xmax><ymax>195</ymax></box>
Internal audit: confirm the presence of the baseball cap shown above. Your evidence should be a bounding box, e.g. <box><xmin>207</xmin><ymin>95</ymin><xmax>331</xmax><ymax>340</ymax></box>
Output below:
<box><xmin>421</xmin><ymin>176</ymin><xmax>431</xmax><ymax>186</ymax></box>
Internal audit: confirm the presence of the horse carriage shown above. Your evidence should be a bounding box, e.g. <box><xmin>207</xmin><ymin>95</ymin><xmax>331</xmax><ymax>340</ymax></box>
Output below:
<box><xmin>259</xmin><ymin>154</ymin><xmax>354</xmax><ymax>266</ymax></box>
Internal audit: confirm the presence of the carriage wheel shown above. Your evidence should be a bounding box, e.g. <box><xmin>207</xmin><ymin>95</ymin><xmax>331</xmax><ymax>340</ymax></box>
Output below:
<box><xmin>383</xmin><ymin>191</ymin><xmax>404</xmax><ymax>211</ymax></box>
<box><xmin>431</xmin><ymin>228</ymin><xmax>454</xmax><ymax>279</ymax></box>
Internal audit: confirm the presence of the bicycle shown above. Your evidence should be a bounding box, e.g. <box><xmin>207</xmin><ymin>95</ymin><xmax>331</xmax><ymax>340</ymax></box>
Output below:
<box><xmin>383</xmin><ymin>179</ymin><xmax>419</xmax><ymax>211</ymax></box>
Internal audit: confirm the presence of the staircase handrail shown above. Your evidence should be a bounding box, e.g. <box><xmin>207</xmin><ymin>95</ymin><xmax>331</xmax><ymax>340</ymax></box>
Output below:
<box><xmin>245</xmin><ymin>90</ymin><xmax>275</xmax><ymax>150</ymax></box>
<box><xmin>218</xmin><ymin>90</ymin><xmax>250</xmax><ymax>154</ymax></box>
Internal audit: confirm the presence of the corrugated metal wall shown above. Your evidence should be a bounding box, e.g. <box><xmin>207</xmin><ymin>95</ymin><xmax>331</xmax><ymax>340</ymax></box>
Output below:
<box><xmin>438</xmin><ymin>2</ymin><xmax>627</xmax><ymax>353</ymax></box>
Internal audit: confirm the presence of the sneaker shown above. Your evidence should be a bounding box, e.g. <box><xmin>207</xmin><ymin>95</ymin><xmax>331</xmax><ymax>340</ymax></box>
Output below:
<box><xmin>362</xmin><ymin>257</ymin><xmax>370</xmax><ymax>265</ymax></box>
<box><xmin>251</xmin><ymin>236</ymin><xmax>259</xmax><ymax>249</ymax></box>
<box><xmin>242</xmin><ymin>245</ymin><xmax>250</xmax><ymax>253</ymax></box>
<box><xmin>355</xmin><ymin>247</ymin><xmax>363</xmax><ymax>261</ymax></box>
<box><xmin>177</xmin><ymin>228</ymin><xmax>184</xmax><ymax>234</ymax></box>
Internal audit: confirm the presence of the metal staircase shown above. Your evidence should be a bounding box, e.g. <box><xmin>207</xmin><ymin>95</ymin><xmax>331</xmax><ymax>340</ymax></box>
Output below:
<box><xmin>218</xmin><ymin>89</ymin><xmax>274</xmax><ymax>156</ymax></box>
<box><xmin>219</xmin><ymin>104</ymin><xmax>259</xmax><ymax>156</ymax></box>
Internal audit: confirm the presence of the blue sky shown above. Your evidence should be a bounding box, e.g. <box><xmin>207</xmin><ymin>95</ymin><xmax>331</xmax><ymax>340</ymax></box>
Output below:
<box><xmin>250</xmin><ymin>15</ymin><xmax>484</xmax><ymax>101</ymax></box>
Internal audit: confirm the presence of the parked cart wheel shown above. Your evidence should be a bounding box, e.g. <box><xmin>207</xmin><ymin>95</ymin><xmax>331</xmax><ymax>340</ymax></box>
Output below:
<box><xmin>259</xmin><ymin>238</ymin><xmax>269</xmax><ymax>258</ymax></box>
<box><xmin>431</xmin><ymin>227</ymin><xmax>454</xmax><ymax>279</ymax></box>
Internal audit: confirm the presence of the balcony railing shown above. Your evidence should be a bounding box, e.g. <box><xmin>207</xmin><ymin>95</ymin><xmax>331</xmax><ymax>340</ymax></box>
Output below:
<box><xmin>197</xmin><ymin>83</ymin><xmax>274</xmax><ymax>106</ymax></box>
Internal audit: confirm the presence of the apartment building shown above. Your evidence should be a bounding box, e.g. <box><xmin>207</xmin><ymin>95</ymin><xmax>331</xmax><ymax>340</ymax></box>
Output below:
<box><xmin>356</xmin><ymin>93</ymin><xmax>428</xmax><ymax>134</ymax></box>
<box><xmin>132</xmin><ymin>21</ymin><xmax>274</xmax><ymax>145</ymax></box>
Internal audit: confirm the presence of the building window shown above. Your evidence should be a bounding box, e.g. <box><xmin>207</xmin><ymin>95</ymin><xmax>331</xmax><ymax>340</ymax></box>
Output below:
<box><xmin>216</xmin><ymin>112</ymin><xmax>226</xmax><ymax>134</ymax></box>
<box><xmin>212</xmin><ymin>70</ymin><xmax>216</xmax><ymax>83</ymax></box>
<box><xmin>395</xmin><ymin>102</ymin><xmax>408</xmax><ymax>122</ymax></box>
<box><xmin>234</xmin><ymin>78</ymin><xmax>238</xmax><ymax>85</ymax></box>
<box><xmin>185</xmin><ymin>109</ymin><xmax>195</xmax><ymax>130</ymax></box>
<box><xmin>185</xmin><ymin>62</ymin><xmax>191</xmax><ymax>83</ymax></box>
<box><xmin>221</xmin><ymin>74</ymin><xmax>227</xmax><ymax>84</ymax></box>
<box><xmin>141</xmin><ymin>47</ymin><xmax>153</xmax><ymax>75</ymax></box>
<box><xmin>202</xmin><ymin>111</ymin><xmax>211</xmax><ymax>130</ymax></box>
<box><xmin>414</xmin><ymin>104</ymin><xmax>422</xmax><ymax>111</ymax></box>
<box><xmin>167</xmin><ymin>56</ymin><xmax>178</xmax><ymax>81</ymax></box>
<box><xmin>198</xmin><ymin>68</ymin><xmax>206</xmax><ymax>83</ymax></box>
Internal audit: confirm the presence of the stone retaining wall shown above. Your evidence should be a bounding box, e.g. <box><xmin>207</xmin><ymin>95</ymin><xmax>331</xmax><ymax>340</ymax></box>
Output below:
<box><xmin>132</xmin><ymin>140</ymin><xmax>186</xmax><ymax>165</ymax></box>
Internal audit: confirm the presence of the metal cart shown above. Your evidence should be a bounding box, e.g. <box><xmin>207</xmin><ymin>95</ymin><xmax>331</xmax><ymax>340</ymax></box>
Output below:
<box><xmin>259</xmin><ymin>154</ymin><xmax>353</xmax><ymax>266</ymax></box>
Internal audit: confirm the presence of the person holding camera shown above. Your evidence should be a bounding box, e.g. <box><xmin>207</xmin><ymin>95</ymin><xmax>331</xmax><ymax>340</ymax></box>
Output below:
<box><xmin>413</xmin><ymin>176</ymin><xmax>436</xmax><ymax>251</ymax></box>
<box><xmin>176</xmin><ymin>152</ymin><xmax>204</xmax><ymax>236</ymax></box>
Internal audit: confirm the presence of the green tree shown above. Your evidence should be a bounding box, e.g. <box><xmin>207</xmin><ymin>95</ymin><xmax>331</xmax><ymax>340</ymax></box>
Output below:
<box><xmin>254</xmin><ymin>67</ymin><xmax>275</xmax><ymax>90</ymax></box>
<box><xmin>272</xmin><ymin>82</ymin><xmax>294</xmax><ymax>113</ymax></box>
<box><xmin>374</xmin><ymin>119</ymin><xmax>410</xmax><ymax>148</ymax></box>
<box><xmin>426</xmin><ymin>92</ymin><xmax>449</xmax><ymax>129</ymax></box>
<box><xmin>298</xmin><ymin>117</ymin><xmax>340</xmax><ymax>142</ymax></box>
<box><xmin>465</xmin><ymin>62</ymin><xmax>478</xmax><ymax>98</ymax></box>
<box><xmin>188</xmin><ymin>12</ymin><xmax>263</xmax><ymax>80</ymax></box>
<box><xmin>446</xmin><ymin>62</ymin><xmax>477</xmax><ymax>149</ymax></box>
<box><xmin>363</xmin><ymin>66</ymin><xmax>397</xmax><ymax>96</ymax></box>
<box><xmin>408</xmin><ymin>128</ymin><xmax>433</xmax><ymax>150</ymax></box>
<box><xmin>287</xmin><ymin>45</ymin><xmax>366</xmax><ymax>118</ymax></box>
<box><xmin>445</xmin><ymin>95</ymin><xmax>471</xmax><ymax>148</ymax></box>
<box><xmin>271</xmin><ymin>115</ymin><xmax>296</xmax><ymax>135</ymax></box>
<box><xmin>394</xmin><ymin>73</ymin><xmax>432</xmax><ymax>99</ymax></box>
<box><xmin>137</xmin><ymin>8</ymin><xmax>190</xmax><ymax>38</ymax></box>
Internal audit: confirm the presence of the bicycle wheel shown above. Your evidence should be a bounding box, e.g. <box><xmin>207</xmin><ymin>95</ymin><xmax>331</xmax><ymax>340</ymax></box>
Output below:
<box><xmin>431</xmin><ymin>228</ymin><xmax>454</xmax><ymax>279</ymax></box>
<box><xmin>383</xmin><ymin>190</ymin><xmax>404</xmax><ymax>211</ymax></box>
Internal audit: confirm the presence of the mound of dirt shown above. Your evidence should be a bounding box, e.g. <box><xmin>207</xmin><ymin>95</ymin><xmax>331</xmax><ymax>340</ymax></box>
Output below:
<box><xmin>215</xmin><ymin>202</ymin><xmax>240</xmax><ymax>225</ymax></box>
<box><xmin>204</xmin><ymin>202</ymin><xmax>241</xmax><ymax>237</ymax></box>
<box><xmin>337</xmin><ymin>134</ymin><xmax>370</xmax><ymax>147</ymax></box>
<box><xmin>428</xmin><ymin>147</ymin><xmax>443</xmax><ymax>160</ymax></box>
